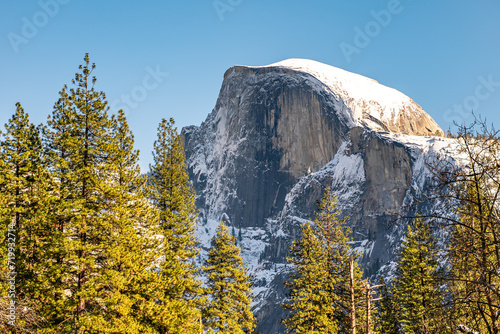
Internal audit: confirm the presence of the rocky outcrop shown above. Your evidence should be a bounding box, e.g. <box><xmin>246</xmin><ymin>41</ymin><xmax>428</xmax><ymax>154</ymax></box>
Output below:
<box><xmin>181</xmin><ymin>59</ymin><xmax>452</xmax><ymax>334</ymax></box>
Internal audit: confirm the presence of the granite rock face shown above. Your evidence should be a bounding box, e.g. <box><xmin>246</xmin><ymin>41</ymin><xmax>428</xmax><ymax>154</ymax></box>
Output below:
<box><xmin>182</xmin><ymin>59</ymin><xmax>453</xmax><ymax>334</ymax></box>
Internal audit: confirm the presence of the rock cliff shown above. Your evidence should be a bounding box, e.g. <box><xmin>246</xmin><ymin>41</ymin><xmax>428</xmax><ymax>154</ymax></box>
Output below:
<box><xmin>181</xmin><ymin>59</ymin><xmax>453</xmax><ymax>334</ymax></box>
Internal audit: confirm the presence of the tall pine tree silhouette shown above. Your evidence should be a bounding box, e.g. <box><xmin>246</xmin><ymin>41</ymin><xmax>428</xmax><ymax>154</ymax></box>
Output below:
<box><xmin>148</xmin><ymin>117</ymin><xmax>201</xmax><ymax>332</ymax></box>
<box><xmin>202</xmin><ymin>221</ymin><xmax>256</xmax><ymax>333</ymax></box>
<box><xmin>43</xmin><ymin>53</ymin><xmax>115</xmax><ymax>333</ymax></box>
<box><xmin>393</xmin><ymin>216</ymin><xmax>447</xmax><ymax>334</ymax></box>
<box><xmin>41</xmin><ymin>54</ymin><xmax>177</xmax><ymax>333</ymax></box>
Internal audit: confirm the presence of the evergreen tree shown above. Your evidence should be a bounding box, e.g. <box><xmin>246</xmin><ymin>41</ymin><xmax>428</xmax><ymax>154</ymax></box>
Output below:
<box><xmin>81</xmin><ymin>110</ymin><xmax>170</xmax><ymax>333</ymax></box>
<box><xmin>373</xmin><ymin>277</ymin><xmax>399</xmax><ymax>334</ymax></box>
<box><xmin>0</xmin><ymin>103</ymin><xmax>50</xmax><ymax>332</ymax></box>
<box><xmin>282</xmin><ymin>187</ymin><xmax>365</xmax><ymax>334</ymax></box>
<box><xmin>148</xmin><ymin>117</ymin><xmax>198</xmax><ymax>259</ymax></box>
<box><xmin>40</xmin><ymin>54</ymin><xmax>180</xmax><ymax>333</ymax></box>
<box><xmin>147</xmin><ymin>117</ymin><xmax>201</xmax><ymax>332</ymax></box>
<box><xmin>283</xmin><ymin>222</ymin><xmax>335</xmax><ymax>333</ymax></box>
<box><xmin>41</xmin><ymin>53</ymin><xmax>116</xmax><ymax>333</ymax></box>
<box><xmin>393</xmin><ymin>217</ymin><xmax>447</xmax><ymax>334</ymax></box>
<box><xmin>202</xmin><ymin>221</ymin><xmax>256</xmax><ymax>333</ymax></box>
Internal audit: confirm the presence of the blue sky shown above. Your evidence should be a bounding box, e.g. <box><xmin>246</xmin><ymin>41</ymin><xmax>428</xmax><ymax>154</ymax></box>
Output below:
<box><xmin>1</xmin><ymin>0</ymin><xmax>499</xmax><ymax>170</ymax></box>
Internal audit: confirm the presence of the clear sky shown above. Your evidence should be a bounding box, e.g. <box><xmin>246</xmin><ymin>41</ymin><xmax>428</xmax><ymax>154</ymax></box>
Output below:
<box><xmin>1</xmin><ymin>0</ymin><xmax>499</xmax><ymax>170</ymax></box>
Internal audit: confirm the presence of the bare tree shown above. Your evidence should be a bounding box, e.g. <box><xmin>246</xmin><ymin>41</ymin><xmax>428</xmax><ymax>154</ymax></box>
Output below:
<box><xmin>416</xmin><ymin>116</ymin><xmax>500</xmax><ymax>334</ymax></box>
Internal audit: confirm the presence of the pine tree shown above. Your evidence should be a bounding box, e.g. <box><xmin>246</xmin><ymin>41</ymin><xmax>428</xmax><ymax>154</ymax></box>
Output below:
<box><xmin>202</xmin><ymin>221</ymin><xmax>256</xmax><ymax>333</ymax></box>
<box><xmin>40</xmin><ymin>54</ymin><xmax>181</xmax><ymax>333</ymax></box>
<box><xmin>147</xmin><ymin>117</ymin><xmax>201</xmax><ymax>332</ymax></box>
<box><xmin>79</xmin><ymin>110</ymin><xmax>171</xmax><ymax>333</ymax></box>
<box><xmin>282</xmin><ymin>187</ymin><xmax>365</xmax><ymax>334</ymax></box>
<box><xmin>283</xmin><ymin>222</ymin><xmax>335</xmax><ymax>333</ymax></box>
<box><xmin>0</xmin><ymin>103</ymin><xmax>50</xmax><ymax>332</ymax></box>
<box><xmin>373</xmin><ymin>277</ymin><xmax>399</xmax><ymax>334</ymax></box>
<box><xmin>40</xmin><ymin>53</ymin><xmax>117</xmax><ymax>333</ymax></box>
<box><xmin>393</xmin><ymin>217</ymin><xmax>447</xmax><ymax>334</ymax></box>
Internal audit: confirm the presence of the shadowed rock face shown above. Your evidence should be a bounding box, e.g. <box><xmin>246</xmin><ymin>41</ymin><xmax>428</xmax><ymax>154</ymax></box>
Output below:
<box><xmin>182</xmin><ymin>61</ymin><xmax>446</xmax><ymax>334</ymax></box>
<box><xmin>182</xmin><ymin>65</ymin><xmax>351</xmax><ymax>228</ymax></box>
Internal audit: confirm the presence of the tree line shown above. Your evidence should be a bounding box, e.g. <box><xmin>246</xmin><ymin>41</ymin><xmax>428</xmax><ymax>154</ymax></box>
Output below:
<box><xmin>0</xmin><ymin>54</ymin><xmax>255</xmax><ymax>334</ymax></box>
<box><xmin>281</xmin><ymin>118</ymin><xmax>500</xmax><ymax>334</ymax></box>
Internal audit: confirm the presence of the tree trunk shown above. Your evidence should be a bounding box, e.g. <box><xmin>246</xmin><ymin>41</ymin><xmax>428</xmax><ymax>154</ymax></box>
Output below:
<box><xmin>350</xmin><ymin>259</ymin><xmax>356</xmax><ymax>334</ymax></box>
<box><xmin>366</xmin><ymin>286</ymin><xmax>371</xmax><ymax>334</ymax></box>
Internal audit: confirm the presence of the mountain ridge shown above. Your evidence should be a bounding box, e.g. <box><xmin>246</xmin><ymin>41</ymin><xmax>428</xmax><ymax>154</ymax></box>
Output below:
<box><xmin>182</xmin><ymin>59</ymin><xmax>455</xmax><ymax>333</ymax></box>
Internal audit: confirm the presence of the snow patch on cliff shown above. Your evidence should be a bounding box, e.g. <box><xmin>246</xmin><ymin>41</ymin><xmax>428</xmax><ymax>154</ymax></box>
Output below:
<box><xmin>281</xmin><ymin>141</ymin><xmax>366</xmax><ymax>216</ymax></box>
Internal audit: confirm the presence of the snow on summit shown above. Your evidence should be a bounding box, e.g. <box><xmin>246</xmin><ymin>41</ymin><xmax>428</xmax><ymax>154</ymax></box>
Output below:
<box><xmin>245</xmin><ymin>58</ymin><xmax>443</xmax><ymax>136</ymax></box>
<box><xmin>263</xmin><ymin>58</ymin><xmax>412</xmax><ymax>124</ymax></box>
